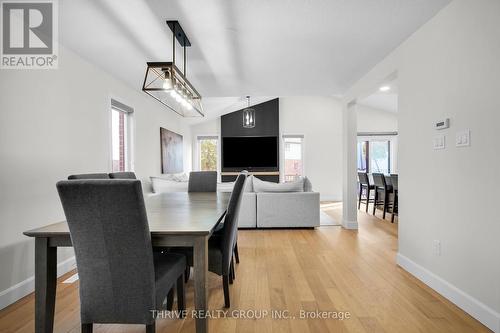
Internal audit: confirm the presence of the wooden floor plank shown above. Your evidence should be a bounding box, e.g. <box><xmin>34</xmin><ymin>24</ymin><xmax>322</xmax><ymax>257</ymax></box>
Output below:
<box><xmin>0</xmin><ymin>203</ymin><xmax>491</xmax><ymax>333</ymax></box>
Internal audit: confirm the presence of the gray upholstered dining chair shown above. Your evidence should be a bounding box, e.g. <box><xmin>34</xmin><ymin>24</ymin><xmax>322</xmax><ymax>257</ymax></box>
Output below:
<box><xmin>56</xmin><ymin>179</ymin><xmax>186</xmax><ymax>333</ymax></box>
<box><xmin>109</xmin><ymin>171</ymin><xmax>137</xmax><ymax>179</ymax></box>
<box><xmin>188</xmin><ymin>171</ymin><xmax>217</xmax><ymax>192</ymax></box>
<box><xmin>174</xmin><ymin>172</ymin><xmax>247</xmax><ymax>308</ymax></box>
<box><xmin>68</xmin><ymin>173</ymin><xmax>110</xmax><ymax>179</ymax></box>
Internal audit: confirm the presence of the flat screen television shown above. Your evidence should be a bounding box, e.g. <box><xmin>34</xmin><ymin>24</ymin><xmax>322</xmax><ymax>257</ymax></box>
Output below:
<box><xmin>222</xmin><ymin>136</ymin><xmax>278</xmax><ymax>170</ymax></box>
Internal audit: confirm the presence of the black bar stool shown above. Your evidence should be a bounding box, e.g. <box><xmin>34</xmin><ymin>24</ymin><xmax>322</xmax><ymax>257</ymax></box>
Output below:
<box><xmin>390</xmin><ymin>174</ymin><xmax>398</xmax><ymax>223</ymax></box>
<box><xmin>372</xmin><ymin>173</ymin><xmax>393</xmax><ymax>220</ymax></box>
<box><xmin>358</xmin><ymin>172</ymin><xmax>374</xmax><ymax>212</ymax></box>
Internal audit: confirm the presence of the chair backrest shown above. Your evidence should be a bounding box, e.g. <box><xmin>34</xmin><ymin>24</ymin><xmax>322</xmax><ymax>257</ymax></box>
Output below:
<box><xmin>68</xmin><ymin>173</ymin><xmax>109</xmax><ymax>180</ymax></box>
<box><xmin>56</xmin><ymin>180</ymin><xmax>155</xmax><ymax>325</ymax></box>
<box><xmin>221</xmin><ymin>173</ymin><xmax>247</xmax><ymax>275</ymax></box>
<box><xmin>358</xmin><ymin>172</ymin><xmax>370</xmax><ymax>186</ymax></box>
<box><xmin>372</xmin><ymin>173</ymin><xmax>387</xmax><ymax>188</ymax></box>
<box><xmin>188</xmin><ymin>171</ymin><xmax>217</xmax><ymax>192</ymax></box>
<box><xmin>109</xmin><ymin>171</ymin><xmax>137</xmax><ymax>179</ymax></box>
<box><xmin>390</xmin><ymin>174</ymin><xmax>398</xmax><ymax>190</ymax></box>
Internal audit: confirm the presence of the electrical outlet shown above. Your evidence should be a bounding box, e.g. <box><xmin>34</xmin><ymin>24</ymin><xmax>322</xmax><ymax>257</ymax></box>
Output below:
<box><xmin>433</xmin><ymin>240</ymin><xmax>441</xmax><ymax>256</ymax></box>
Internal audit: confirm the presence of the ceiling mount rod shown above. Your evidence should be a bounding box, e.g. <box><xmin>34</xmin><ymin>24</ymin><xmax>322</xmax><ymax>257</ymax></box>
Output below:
<box><xmin>183</xmin><ymin>38</ymin><xmax>187</xmax><ymax>76</ymax></box>
<box><xmin>172</xmin><ymin>23</ymin><xmax>175</xmax><ymax>66</ymax></box>
<box><xmin>167</xmin><ymin>21</ymin><xmax>191</xmax><ymax>76</ymax></box>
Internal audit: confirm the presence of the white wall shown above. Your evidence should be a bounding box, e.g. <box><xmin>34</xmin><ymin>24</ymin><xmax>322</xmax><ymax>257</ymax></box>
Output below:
<box><xmin>344</xmin><ymin>0</ymin><xmax>500</xmax><ymax>331</ymax></box>
<box><xmin>190</xmin><ymin>96</ymin><xmax>343</xmax><ymax>200</ymax></box>
<box><xmin>279</xmin><ymin>97</ymin><xmax>343</xmax><ymax>200</ymax></box>
<box><xmin>0</xmin><ymin>45</ymin><xmax>191</xmax><ymax>308</ymax></box>
<box><xmin>356</xmin><ymin>105</ymin><xmax>399</xmax><ymax>172</ymax></box>
<box><xmin>356</xmin><ymin>105</ymin><xmax>398</xmax><ymax>133</ymax></box>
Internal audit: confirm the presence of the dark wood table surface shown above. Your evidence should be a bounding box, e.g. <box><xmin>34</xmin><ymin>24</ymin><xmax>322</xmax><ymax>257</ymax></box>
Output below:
<box><xmin>24</xmin><ymin>192</ymin><xmax>231</xmax><ymax>333</ymax></box>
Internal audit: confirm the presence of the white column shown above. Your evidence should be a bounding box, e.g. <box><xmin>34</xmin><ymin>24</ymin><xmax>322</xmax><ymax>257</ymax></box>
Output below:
<box><xmin>342</xmin><ymin>101</ymin><xmax>358</xmax><ymax>229</ymax></box>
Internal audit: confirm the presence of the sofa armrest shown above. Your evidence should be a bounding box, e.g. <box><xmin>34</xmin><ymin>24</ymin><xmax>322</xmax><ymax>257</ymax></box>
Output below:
<box><xmin>257</xmin><ymin>192</ymin><xmax>320</xmax><ymax>228</ymax></box>
<box><xmin>238</xmin><ymin>193</ymin><xmax>257</xmax><ymax>228</ymax></box>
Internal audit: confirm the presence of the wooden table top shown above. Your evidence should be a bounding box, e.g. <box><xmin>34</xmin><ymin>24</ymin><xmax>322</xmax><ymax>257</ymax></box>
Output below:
<box><xmin>24</xmin><ymin>192</ymin><xmax>231</xmax><ymax>237</ymax></box>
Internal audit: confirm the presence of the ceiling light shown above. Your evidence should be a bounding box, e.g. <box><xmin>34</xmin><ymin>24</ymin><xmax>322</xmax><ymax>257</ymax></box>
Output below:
<box><xmin>142</xmin><ymin>21</ymin><xmax>204</xmax><ymax>117</ymax></box>
<box><xmin>162</xmin><ymin>70</ymin><xmax>173</xmax><ymax>90</ymax></box>
<box><xmin>379</xmin><ymin>86</ymin><xmax>391</xmax><ymax>92</ymax></box>
<box><xmin>243</xmin><ymin>96</ymin><xmax>256</xmax><ymax>128</ymax></box>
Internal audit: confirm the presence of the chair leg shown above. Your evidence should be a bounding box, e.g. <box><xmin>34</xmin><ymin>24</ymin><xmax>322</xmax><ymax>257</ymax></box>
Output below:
<box><xmin>391</xmin><ymin>193</ymin><xmax>397</xmax><ymax>223</ymax></box>
<box><xmin>234</xmin><ymin>242</ymin><xmax>240</xmax><ymax>264</ymax></box>
<box><xmin>382</xmin><ymin>191</ymin><xmax>387</xmax><ymax>219</ymax></box>
<box><xmin>146</xmin><ymin>322</ymin><xmax>155</xmax><ymax>333</ymax></box>
<box><xmin>230</xmin><ymin>258</ymin><xmax>235</xmax><ymax>283</ymax></box>
<box><xmin>166</xmin><ymin>288</ymin><xmax>174</xmax><ymax>311</ymax></box>
<box><xmin>184</xmin><ymin>266</ymin><xmax>190</xmax><ymax>283</ymax></box>
<box><xmin>222</xmin><ymin>275</ymin><xmax>230</xmax><ymax>308</ymax></box>
<box><xmin>365</xmin><ymin>188</ymin><xmax>370</xmax><ymax>213</ymax></box>
<box><xmin>81</xmin><ymin>323</ymin><xmax>93</xmax><ymax>333</ymax></box>
<box><xmin>229</xmin><ymin>262</ymin><xmax>234</xmax><ymax>285</ymax></box>
<box><xmin>177</xmin><ymin>274</ymin><xmax>185</xmax><ymax>317</ymax></box>
<box><xmin>358</xmin><ymin>185</ymin><xmax>362</xmax><ymax>209</ymax></box>
<box><xmin>372</xmin><ymin>190</ymin><xmax>378</xmax><ymax>215</ymax></box>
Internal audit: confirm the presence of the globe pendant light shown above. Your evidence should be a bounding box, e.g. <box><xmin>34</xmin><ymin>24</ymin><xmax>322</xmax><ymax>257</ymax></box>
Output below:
<box><xmin>242</xmin><ymin>96</ymin><xmax>255</xmax><ymax>128</ymax></box>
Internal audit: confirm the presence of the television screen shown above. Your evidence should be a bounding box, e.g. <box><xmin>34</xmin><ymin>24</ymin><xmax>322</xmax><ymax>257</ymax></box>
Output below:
<box><xmin>222</xmin><ymin>136</ymin><xmax>278</xmax><ymax>169</ymax></box>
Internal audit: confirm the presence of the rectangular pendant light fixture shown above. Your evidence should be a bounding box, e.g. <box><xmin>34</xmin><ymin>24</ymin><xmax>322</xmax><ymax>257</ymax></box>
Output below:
<box><xmin>142</xmin><ymin>21</ymin><xmax>204</xmax><ymax>117</ymax></box>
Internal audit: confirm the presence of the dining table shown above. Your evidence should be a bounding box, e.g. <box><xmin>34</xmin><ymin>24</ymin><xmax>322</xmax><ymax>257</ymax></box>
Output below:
<box><xmin>24</xmin><ymin>191</ymin><xmax>231</xmax><ymax>333</ymax></box>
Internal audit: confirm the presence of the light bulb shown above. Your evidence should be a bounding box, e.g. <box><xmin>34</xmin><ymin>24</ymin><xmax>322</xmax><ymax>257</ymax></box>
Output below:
<box><xmin>170</xmin><ymin>90</ymin><xmax>178</xmax><ymax>98</ymax></box>
<box><xmin>163</xmin><ymin>78</ymin><xmax>172</xmax><ymax>90</ymax></box>
<box><xmin>186</xmin><ymin>103</ymin><xmax>193</xmax><ymax>110</ymax></box>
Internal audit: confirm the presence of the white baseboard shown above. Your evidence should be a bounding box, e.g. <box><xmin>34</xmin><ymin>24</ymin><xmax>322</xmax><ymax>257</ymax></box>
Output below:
<box><xmin>342</xmin><ymin>219</ymin><xmax>358</xmax><ymax>229</ymax></box>
<box><xmin>397</xmin><ymin>253</ymin><xmax>500</xmax><ymax>333</ymax></box>
<box><xmin>0</xmin><ymin>256</ymin><xmax>76</xmax><ymax>311</ymax></box>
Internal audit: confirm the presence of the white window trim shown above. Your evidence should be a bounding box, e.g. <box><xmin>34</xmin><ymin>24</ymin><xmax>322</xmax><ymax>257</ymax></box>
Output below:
<box><xmin>281</xmin><ymin>134</ymin><xmax>305</xmax><ymax>182</ymax></box>
<box><xmin>108</xmin><ymin>96</ymin><xmax>135</xmax><ymax>172</ymax></box>
<box><xmin>196</xmin><ymin>135</ymin><xmax>219</xmax><ymax>173</ymax></box>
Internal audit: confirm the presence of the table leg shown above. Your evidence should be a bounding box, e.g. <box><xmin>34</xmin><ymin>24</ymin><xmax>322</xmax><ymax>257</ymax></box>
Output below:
<box><xmin>35</xmin><ymin>237</ymin><xmax>57</xmax><ymax>333</ymax></box>
<box><xmin>193</xmin><ymin>235</ymin><xmax>209</xmax><ymax>333</ymax></box>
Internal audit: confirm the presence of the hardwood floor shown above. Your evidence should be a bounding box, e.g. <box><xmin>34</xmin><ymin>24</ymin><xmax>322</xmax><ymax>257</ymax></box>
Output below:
<box><xmin>0</xmin><ymin>204</ymin><xmax>491</xmax><ymax>333</ymax></box>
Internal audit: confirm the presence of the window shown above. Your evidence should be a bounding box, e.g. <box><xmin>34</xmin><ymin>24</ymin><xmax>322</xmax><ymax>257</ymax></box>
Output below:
<box><xmin>110</xmin><ymin>99</ymin><xmax>133</xmax><ymax>172</ymax></box>
<box><xmin>197</xmin><ymin>136</ymin><xmax>218</xmax><ymax>171</ymax></box>
<box><xmin>357</xmin><ymin>141</ymin><xmax>368</xmax><ymax>172</ymax></box>
<box><xmin>357</xmin><ymin>134</ymin><xmax>397</xmax><ymax>174</ymax></box>
<box><xmin>283</xmin><ymin>135</ymin><xmax>304</xmax><ymax>182</ymax></box>
<box><xmin>370</xmin><ymin>140</ymin><xmax>390</xmax><ymax>174</ymax></box>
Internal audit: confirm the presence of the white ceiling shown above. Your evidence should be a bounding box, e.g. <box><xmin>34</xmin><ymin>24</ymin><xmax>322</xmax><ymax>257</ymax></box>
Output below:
<box><xmin>59</xmin><ymin>0</ymin><xmax>449</xmax><ymax>120</ymax></box>
<box><xmin>359</xmin><ymin>80</ymin><xmax>399</xmax><ymax>112</ymax></box>
<box><xmin>359</xmin><ymin>93</ymin><xmax>398</xmax><ymax>112</ymax></box>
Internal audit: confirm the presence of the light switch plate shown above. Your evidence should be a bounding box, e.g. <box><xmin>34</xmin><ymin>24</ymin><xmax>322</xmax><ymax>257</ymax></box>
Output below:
<box><xmin>456</xmin><ymin>129</ymin><xmax>470</xmax><ymax>147</ymax></box>
<box><xmin>433</xmin><ymin>135</ymin><xmax>445</xmax><ymax>150</ymax></box>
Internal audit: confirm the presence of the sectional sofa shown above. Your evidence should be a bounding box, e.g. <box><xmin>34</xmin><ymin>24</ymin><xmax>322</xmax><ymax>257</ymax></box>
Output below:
<box><xmin>148</xmin><ymin>174</ymin><xmax>320</xmax><ymax>228</ymax></box>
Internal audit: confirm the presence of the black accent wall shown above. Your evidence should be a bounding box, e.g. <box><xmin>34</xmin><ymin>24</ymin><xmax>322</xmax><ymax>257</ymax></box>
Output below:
<box><xmin>221</xmin><ymin>98</ymin><xmax>280</xmax><ymax>182</ymax></box>
<box><xmin>221</xmin><ymin>98</ymin><xmax>279</xmax><ymax>137</ymax></box>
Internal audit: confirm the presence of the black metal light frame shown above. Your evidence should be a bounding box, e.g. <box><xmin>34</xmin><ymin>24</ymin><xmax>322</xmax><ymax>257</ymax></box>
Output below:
<box><xmin>142</xmin><ymin>21</ymin><xmax>204</xmax><ymax>117</ymax></box>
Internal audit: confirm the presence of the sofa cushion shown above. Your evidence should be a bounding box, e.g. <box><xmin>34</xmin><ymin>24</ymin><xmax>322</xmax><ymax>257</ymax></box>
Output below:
<box><xmin>303</xmin><ymin>177</ymin><xmax>313</xmax><ymax>192</ymax></box>
<box><xmin>150</xmin><ymin>176</ymin><xmax>188</xmax><ymax>193</ymax></box>
<box><xmin>253</xmin><ymin>177</ymin><xmax>304</xmax><ymax>193</ymax></box>
<box><xmin>217</xmin><ymin>175</ymin><xmax>254</xmax><ymax>193</ymax></box>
